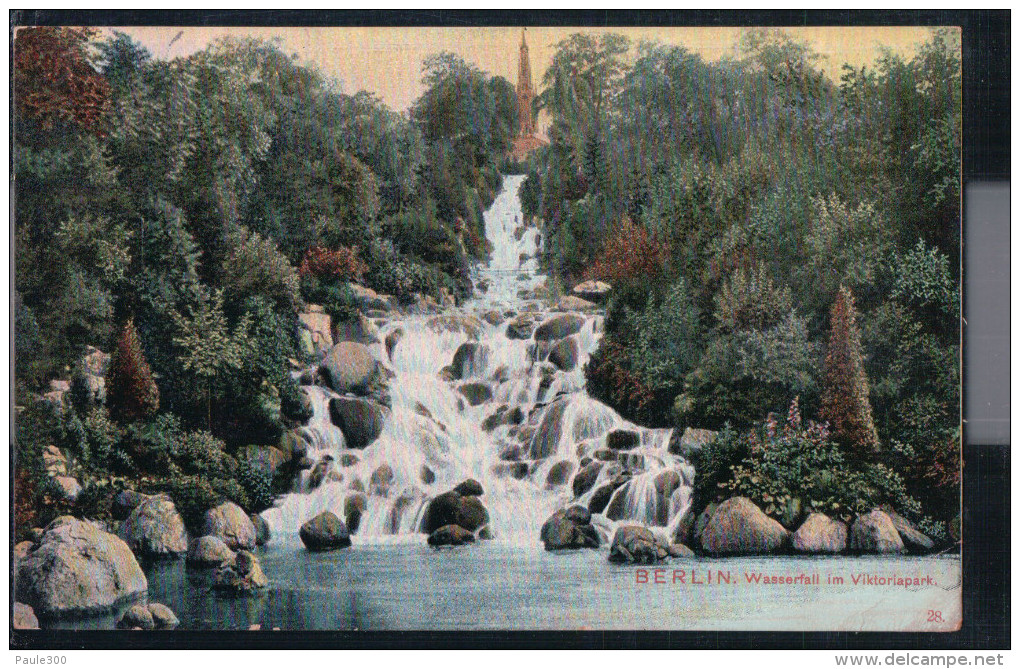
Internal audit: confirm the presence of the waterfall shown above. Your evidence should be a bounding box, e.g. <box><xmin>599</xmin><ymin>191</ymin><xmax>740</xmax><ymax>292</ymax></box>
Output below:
<box><xmin>262</xmin><ymin>174</ymin><xmax>694</xmax><ymax>546</ymax></box>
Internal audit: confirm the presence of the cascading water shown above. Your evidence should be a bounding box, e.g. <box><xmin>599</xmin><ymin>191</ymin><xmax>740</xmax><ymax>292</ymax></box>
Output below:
<box><xmin>262</xmin><ymin>174</ymin><xmax>694</xmax><ymax>547</ymax></box>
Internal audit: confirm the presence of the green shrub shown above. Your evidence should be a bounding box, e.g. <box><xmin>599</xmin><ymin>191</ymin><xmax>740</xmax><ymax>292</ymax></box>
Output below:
<box><xmin>221</xmin><ymin>225</ymin><xmax>302</xmax><ymax>314</ymax></box>
<box><xmin>173</xmin><ymin>429</ymin><xmax>229</xmax><ymax>477</ymax></box>
<box><xmin>149</xmin><ymin>475</ymin><xmax>223</xmax><ymax>533</ymax></box>
<box><xmin>73</xmin><ymin>479</ymin><xmax>115</xmax><ymax>520</ymax></box>
<box><xmin>586</xmin><ymin>279</ymin><xmax>701</xmax><ymax>427</ymax></box>
<box><xmin>234</xmin><ymin>460</ymin><xmax>275</xmax><ymax>513</ymax></box>
<box><xmin>716</xmin><ymin>399</ymin><xmax>921</xmax><ymax>525</ymax></box>
<box><xmin>888</xmin><ymin>240</ymin><xmax>959</xmax><ymax>330</ymax></box>
<box><xmin>279</xmin><ymin>375</ymin><xmax>312</xmax><ymax>423</ymax></box>
<box><xmin>363</xmin><ymin>238</ymin><xmax>451</xmax><ymax>302</ymax></box>
<box><xmin>81</xmin><ymin>406</ymin><xmax>119</xmax><ymax>471</ymax></box>
<box><xmin>689</xmin><ymin>423</ymin><xmax>747</xmax><ymax>512</ymax></box>
<box><xmin>14</xmin><ymin>396</ymin><xmax>62</xmax><ymax>533</ymax></box>
<box><xmin>683</xmin><ymin>311</ymin><xmax>821</xmax><ymax>429</ymax></box>
<box><xmin>301</xmin><ymin>276</ymin><xmax>358</xmax><ymax>323</ymax></box>
<box><xmin>212</xmin><ymin>477</ymin><xmax>250</xmax><ymax>512</ymax></box>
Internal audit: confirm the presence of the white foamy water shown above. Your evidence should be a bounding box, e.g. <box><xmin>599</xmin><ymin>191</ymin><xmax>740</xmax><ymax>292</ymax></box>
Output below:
<box><xmin>262</xmin><ymin>174</ymin><xmax>693</xmax><ymax>546</ymax></box>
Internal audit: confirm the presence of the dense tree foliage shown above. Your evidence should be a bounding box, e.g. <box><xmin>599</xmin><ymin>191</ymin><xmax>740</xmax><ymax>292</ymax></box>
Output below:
<box><xmin>526</xmin><ymin>29</ymin><xmax>960</xmax><ymax>533</ymax></box>
<box><xmin>13</xmin><ymin>29</ymin><xmax>514</xmax><ymax>531</ymax></box>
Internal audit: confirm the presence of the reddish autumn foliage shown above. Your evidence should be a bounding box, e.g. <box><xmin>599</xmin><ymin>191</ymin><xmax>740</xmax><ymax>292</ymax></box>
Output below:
<box><xmin>820</xmin><ymin>286</ymin><xmax>880</xmax><ymax>459</ymax></box>
<box><xmin>107</xmin><ymin>319</ymin><xmax>160</xmax><ymax>422</ymax></box>
<box><xmin>585</xmin><ymin>339</ymin><xmax>657</xmax><ymax>418</ymax></box>
<box><xmin>299</xmin><ymin>245</ymin><xmax>366</xmax><ymax>282</ymax></box>
<box><xmin>585</xmin><ymin>215</ymin><xmax>672</xmax><ymax>287</ymax></box>
<box><xmin>925</xmin><ymin>435</ymin><xmax>961</xmax><ymax>489</ymax></box>
<box><xmin>14</xmin><ymin>27</ymin><xmax>110</xmax><ymax>134</ymax></box>
<box><xmin>14</xmin><ymin>468</ymin><xmax>38</xmax><ymax>534</ymax></box>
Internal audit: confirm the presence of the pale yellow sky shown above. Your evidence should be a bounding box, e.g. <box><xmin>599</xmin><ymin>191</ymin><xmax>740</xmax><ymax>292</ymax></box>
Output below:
<box><xmin>113</xmin><ymin>26</ymin><xmax>944</xmax><ymax>115</ymax></box>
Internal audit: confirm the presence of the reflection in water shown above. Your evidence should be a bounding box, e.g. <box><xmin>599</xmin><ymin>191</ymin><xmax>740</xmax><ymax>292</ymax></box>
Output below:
<box><xmin>48</xmin><ymin>547</ymin><xmax>961</xmax><ymax>631</ymax></box>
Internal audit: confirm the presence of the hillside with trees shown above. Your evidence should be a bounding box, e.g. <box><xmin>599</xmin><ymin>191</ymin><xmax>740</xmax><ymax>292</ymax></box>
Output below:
<box><xmin>13</xmin><ymin>28</ymin><xmax>517</xmax><ymax>534</ymax></box>
<box><xmin>522</xmin><ymin>29</ymin><xmax>960</xmax><ymax>539</ymax></box>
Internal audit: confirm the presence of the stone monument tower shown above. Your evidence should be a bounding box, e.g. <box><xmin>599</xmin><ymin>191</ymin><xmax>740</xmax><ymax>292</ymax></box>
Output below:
<box><xmin>511</xmin><ymin>28</ymin><xmax>545</xmax><ymax>159</ymax></box>
<box><xmin>517</xmin><ymin>28</ymin><xmax>536</xmax><ymax>138</ymax></box>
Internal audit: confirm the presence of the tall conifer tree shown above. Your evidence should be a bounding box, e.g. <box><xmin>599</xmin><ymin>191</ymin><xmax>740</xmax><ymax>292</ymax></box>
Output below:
<box><xmin>820</xmin><ymin>286</ymin><xmax>880</xmax><ymax>458</ymax></box>
<box><xmin>107</xmin><ymin>318</ymin><xmax>160</xmax><ymax>422</ymax></box>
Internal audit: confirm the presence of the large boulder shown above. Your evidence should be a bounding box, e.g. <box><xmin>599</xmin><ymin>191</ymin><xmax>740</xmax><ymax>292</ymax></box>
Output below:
<box><xmin>534</xmin><ymin>314</ymin><xmax>585</xmax><ymax>341</ymax></box>
<box><xmin>421</xmin><ymin>491</ymin><xmax>489</xmax><ymax>534</ymax></box>
<box><xmin>298</xmin><ymin>311</ymin><xmax>333</xmax><ymax>355</ymax></box>
<box><xmin>42</xmin><ymin>445</ymin><xmax>68</xmax><ymax>476</ymax></box>
<box><xmin>53</xmin><ymin>476</ymin><xmax>82</xmax><ymax>503</ymax></box>
<box><xmin>186</xmin><ymin>536</ymin><xmax>236</xmax><ymax>567</ymax></box>
<box><xmin>606</xmin><ymin>429</ymin><xmax>640</xmax><ymax>450</ymax></box>
<box><xmin>277</xmin><ymin>430</ymin><xmax>309</xmax><ymax>462</ymax></box>
<box><xmin>458</xmin><ymin>382</ymin><xmax>493</xmax><ymax>406</ymax></box>
<box><xmin>349</xmin><ymin>284</ymin><xmax>393</xmax><ymax>312</ymax></box>
<box><xmin>652</xmin><ymin>470</ymin><xmax>684</xmax><ymax>526</ymax></box>
<box><xmin>451</xmin><ymin>342</ymin><xmax>490</xmax><ymax>379</ymax></box>
<box><xmin>427</xmin><ymin>524</ymin><xmax>475</xmax><ymax>547</ymax></box>
<box><xmin>119</xmin><ymin>494</ymin><xmax>189</xmax><ymax>557</ymax></box>
<box><xmin>589</xmin><ymin>472</ymin><xmax>631</xmax><ymax>515</ymax></box>
<box><xmin>384</xmin><ymin>328</ymin><xmax>404</xmax><ymax>361</ymax></box>
<box><xmin>547</xmin><ymin>336</ymin><xmax>579</xmax><ymax>371</ymax></box>
<box><xmin>299</xmin><ymin>511</ymin><xmax>352</xmax><ymax>552</ymax></box>
<box><xmin>573</xmin><ymin>280</ymin><xmax>611</xmax><ymax>303</ymax></box>
<box><xmin>555</xmin><ymin>295</ymin><xmax>597</xmax><ymax>313</ymax></box>
<box><xmin>329</xmin><ymin>397</ymin><xmax>390</xmax><ymax>449</ymax></box>
<box><xmin>321</xmin><ymin>342</ymin><xmax>382</xmax><ymax>396</ymax></box>
<box><xmin>540</xmin><ymin>506</ymin><xmax>600</xmax><ymax>550</ymax></box>
<box><xmin>203</xmin><ymin>502</ymin><xmax>257</xmax><ymax>551</ymax></box>
<box><xmin>213</xmin><ymin>550</ymin><xmax>268</xmax><ymax>593</ymax></box>
<box><xmin>699</xmin><ymin>497</ymin><xmax>789</xmax><ymax>555</ymax></box>
<box><xmin>236</xmin><ymin>445</ymin><xmax>288</xmax><ymax>478</ymax></box>
<box><xmin>112</xmin><ymin>490</ymin><xmax>151</xmax><ymax>521</ymax></box>
<box><xmin>882</xmin><ymin>507</ymin><xmax>936</xmax><ymax>553</ymax></box>
<box><xmin>506</xmin><ymin>313</ymin><xmax>541</xmax><ymax>340</ymax></box>
<box><xmin>546</xmin><ymin>460</ymin><xmax>575</xmax><ymax>487</ymax></box>
<box><xmin>334</xmin><ymin>311</ymin><xmax>381</xmax><ymax>345</ymax></box>
<box><xmin>345</xmin><ymin>494</ymin><xmax>367</xmax><ymax>534</ymax></box>
<box><xmin>572</xmin><ymin>461</ymin><xmax>604</xmax><ymax>497</ymax></box>
<box><xmin>529</xmin><ymin>399</ymin><xmax>569</xmax><ymax>459</ymax></box>
<box><xmin>481</xmin><ymin>310</ymin><xmax>504</xmax><ymax>326</ymax></box>
<box><xmin>13</xmin><ymin>603</ymin><xmax>39</xmax><ymax>630</ymax></box>
<box><xmin>16</xmin><ymin>517</ymin><xmax>148</xmax><ymax>617</ymax></box>
<box><xmin>850</xmin><ymin>510</ymin><xmax>905</xmax><ymax>554</ymax></box>
<box><xmin>608</xmin><ymin>525</ymin><xmax>670</xmax><ymax>564</ymax></box>
<box><xmin>427</xmin><ymin>314</ymin><xmax>483</xmax><ymax>340</ymax></box>
<box><xmin>453</xmin><ymin>479</ymin><xmax>485</xmax><ymax>496</ymax></box>
<box><xmin>791</xmin><ymin>513</ymin><xmax>848</xmax><ymax>554</ymax></box>
<box><xmin>668</xmin><ymin>427</ymin><xmax>718</xmax><ymax>458</ymax></box>
<box><xmin>147</xmin><ymin>603</ymin><xmax>180</xmax><ymax>629</ymax></box>
<box><xmin>369</xmin><ymin>464</ymin><xmax>395</xmax><ymax>496</ymax></box>
<box><xmin>117</xmin><ymin>604</ymin><xmax>154</xmax><ymax>630</ymax></box>
<box><xmin>251</xmin><ymin>514</ymin><xmax>271</xmax><ymax>546</ymax></box>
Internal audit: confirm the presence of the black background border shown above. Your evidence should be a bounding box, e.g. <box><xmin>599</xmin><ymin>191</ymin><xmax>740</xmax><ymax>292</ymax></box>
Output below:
<box><xmin>9</xmin><ymin>8</ymin><xmax>1009</xmax><ymax>651</ymax></box>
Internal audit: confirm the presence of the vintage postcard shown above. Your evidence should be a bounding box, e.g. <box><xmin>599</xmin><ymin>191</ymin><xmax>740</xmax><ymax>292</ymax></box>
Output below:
<box><xmin>12</xmin><ymin>19</ymin><xmax>963</xmax><ymax>636</ymax></box>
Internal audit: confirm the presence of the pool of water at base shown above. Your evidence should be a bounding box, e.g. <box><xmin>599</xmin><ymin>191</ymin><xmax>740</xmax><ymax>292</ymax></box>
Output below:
<box><xmin>48</xmin><ymin>542</ymin><xmax>961</xmax><ymax>631</ymax></box>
